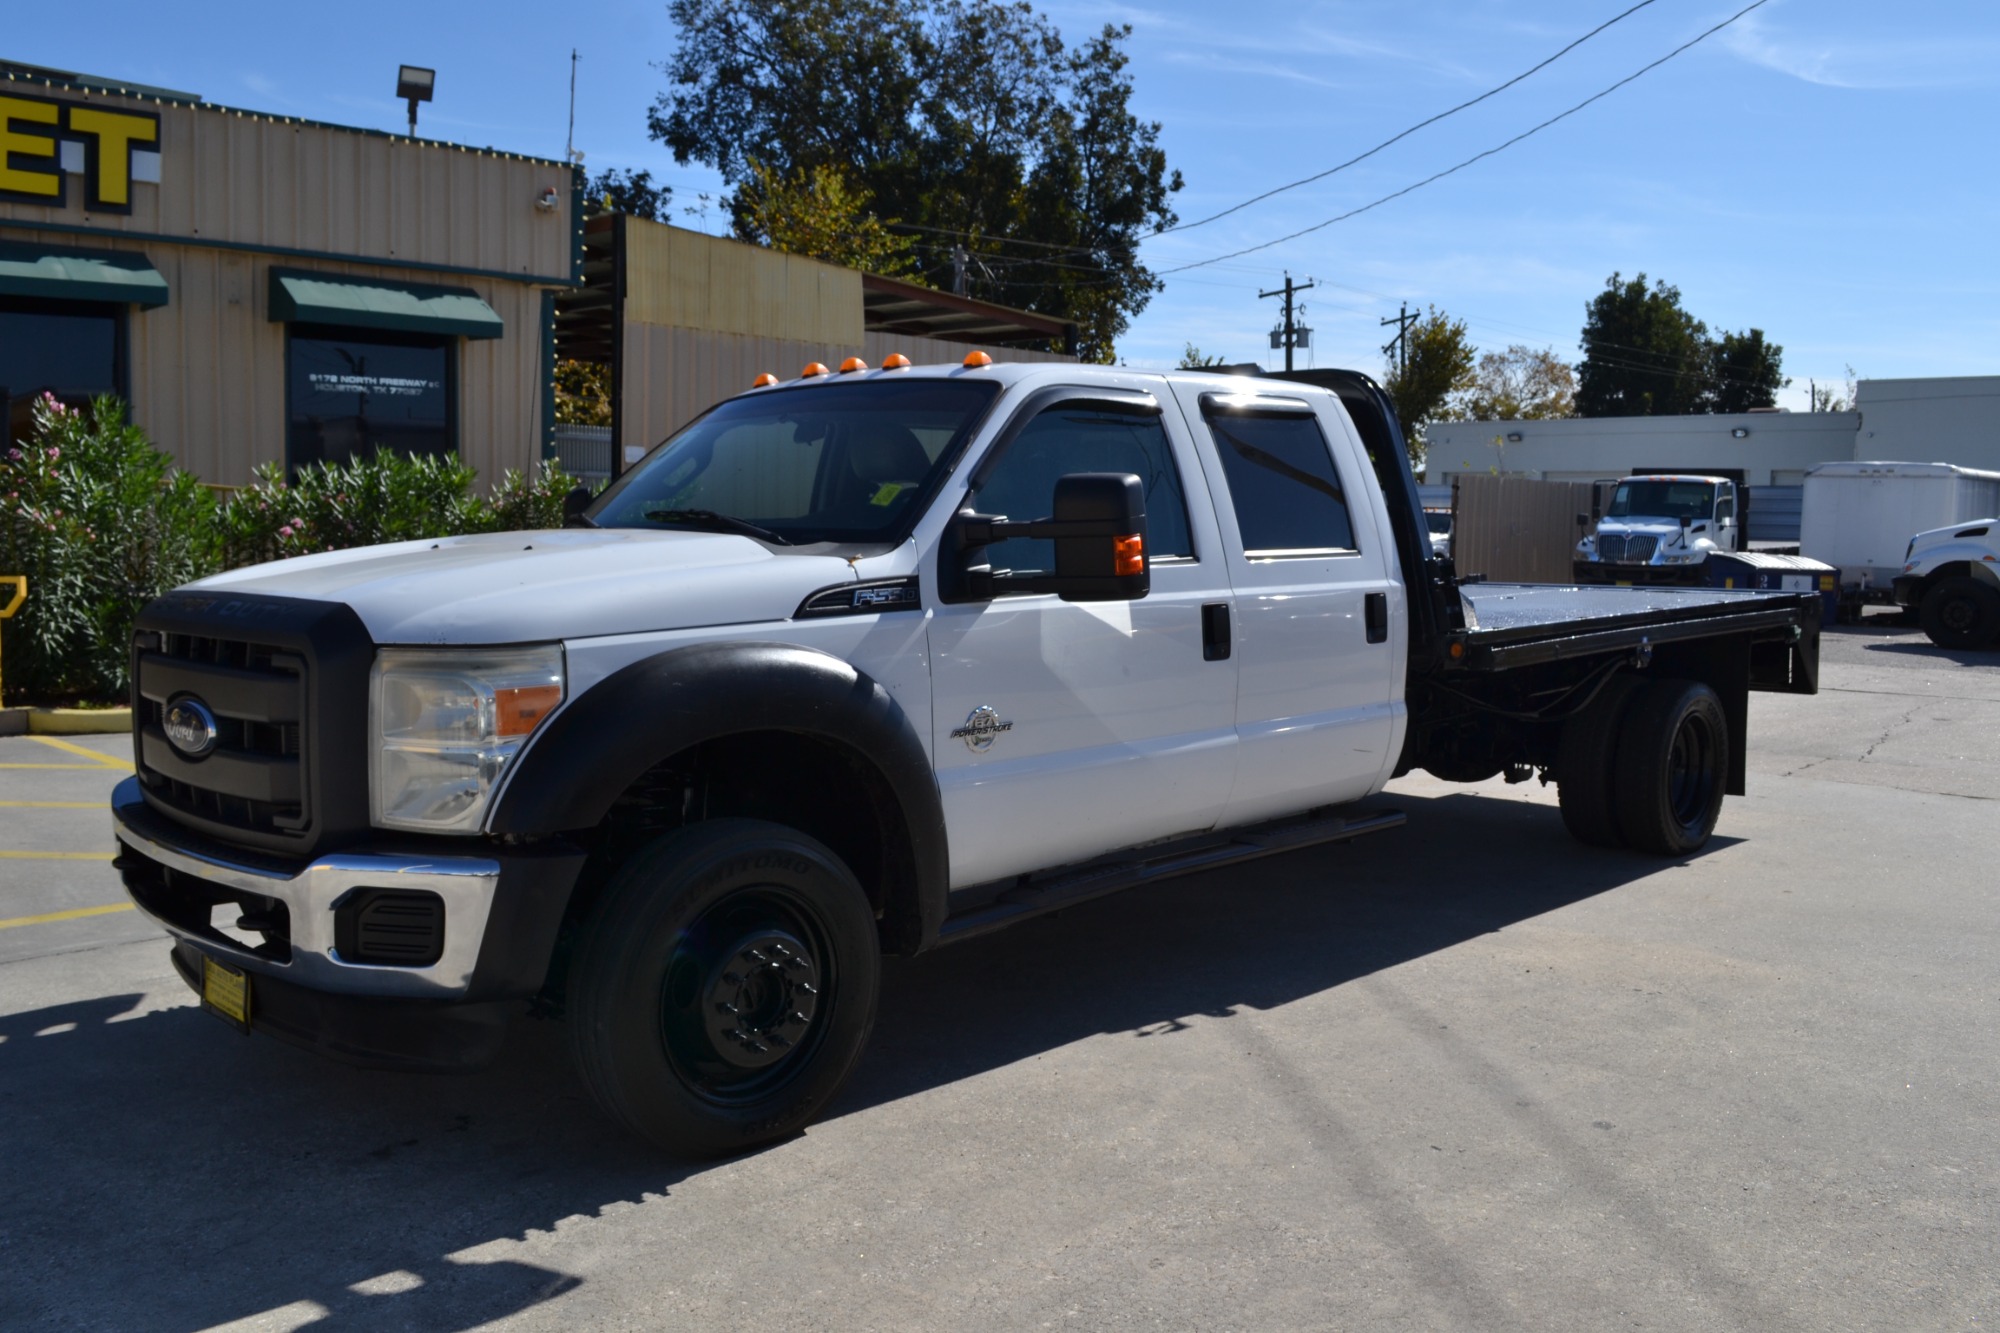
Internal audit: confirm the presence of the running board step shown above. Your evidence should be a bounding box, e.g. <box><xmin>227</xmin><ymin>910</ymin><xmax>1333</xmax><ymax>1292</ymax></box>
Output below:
<box><xmin>935</xmin><ymin>808</ymin><xmax>1406</xmax><ymax>947</ymax></box>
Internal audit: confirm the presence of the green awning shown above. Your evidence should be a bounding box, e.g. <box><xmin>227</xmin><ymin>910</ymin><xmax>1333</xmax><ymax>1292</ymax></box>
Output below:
<box><xmin>268</xmin><ymin>268</ymin><xmax>503</xmax><ymax>340</ymax></box>
<box><xmin>0</xmin><ymin>242</ymin><xmax>169</xmax><ymax>307</ymax></box>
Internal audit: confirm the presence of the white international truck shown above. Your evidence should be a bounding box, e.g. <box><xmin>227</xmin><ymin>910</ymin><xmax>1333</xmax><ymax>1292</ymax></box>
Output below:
<box><xmin>1893</xmin><ymin>519</ymin><xmax>2000</xmax><ymax>648</ymax></box>
<box><xmin>111</xmin><ymin>360</ymin><xmax>1821</xmax><ymax>1156</ymax></box>
<box><xmin>1573</xmin><ymin>474</ymin><xmax>1743</xmax><ymax>584</ymax></box>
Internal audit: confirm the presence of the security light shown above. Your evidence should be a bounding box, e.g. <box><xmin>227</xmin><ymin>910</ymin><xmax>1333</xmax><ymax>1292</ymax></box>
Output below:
<box><xmin>1731</xmin><ymin>427</ymin><xmax>1750</xmax><ymax>438</ymax></box>
<box><xmin>1506</xmin><ymin>431</ymin><xmax>1524</xmax><ymax>443</ymax></box>
<box><xmin>397</xmin><ymin>65</ymin><xmax>436</xmax><ymax>136</ymax></box>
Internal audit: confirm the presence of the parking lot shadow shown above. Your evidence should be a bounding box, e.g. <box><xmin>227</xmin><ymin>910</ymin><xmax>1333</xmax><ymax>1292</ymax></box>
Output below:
<box><xmin>1860</xmin><ymin>639</ymin><xmax>1999</xmax><ymax>666</ymax></box>
<box><xmin>0</xmin><ymin>788</ymin><xmax>1701</xmax><ymax>1331</ymax></box>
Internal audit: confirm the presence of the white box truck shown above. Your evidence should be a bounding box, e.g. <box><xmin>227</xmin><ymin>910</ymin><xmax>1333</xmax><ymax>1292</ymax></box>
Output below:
<box><xmin>1800</xmin><ymin>461</ymin><xmax>2000</xmax><ymax>619</ymax></box>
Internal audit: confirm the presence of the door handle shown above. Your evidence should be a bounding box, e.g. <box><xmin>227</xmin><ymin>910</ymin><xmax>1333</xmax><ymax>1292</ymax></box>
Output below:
<box><xmin>1365</xmin><ymin>592</ymin><xmax>1389</xmax><ymax>644</ymax></box>
<box><xmin>1201</xmin><ymin>603</ymin><xmax>1231</xmax><ymax>661</ymax></box>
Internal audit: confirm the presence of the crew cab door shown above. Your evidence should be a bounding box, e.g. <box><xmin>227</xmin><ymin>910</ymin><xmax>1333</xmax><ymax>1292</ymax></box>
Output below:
<box><xmin>1174</xmin><ymin>385</ymin><xmax>1405</xmax><ymax>825</ymax></box>
<box><xmin>926</xmin><ymin>384</ymin><xmax>1239</xmax><ymax>888</ymax></box>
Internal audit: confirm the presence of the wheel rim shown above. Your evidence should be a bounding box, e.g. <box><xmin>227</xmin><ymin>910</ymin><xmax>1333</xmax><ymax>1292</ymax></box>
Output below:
<box><xmin>1940</xmin><ymin>595</ymin><xmax>1977</xmax><ymax>635</ymax></box>
<box><xmin>1665</xmin><ymin>710</ymin><xmax>1719</xmax><ymax>832</ymax></box>
<box><xmin>658</xmin><ymin>886</ymin><xmax>833</xmax><ymax>1106</ymax></box>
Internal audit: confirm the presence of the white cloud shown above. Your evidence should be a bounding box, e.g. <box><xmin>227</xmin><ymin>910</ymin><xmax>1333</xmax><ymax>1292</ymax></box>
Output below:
<box><xmin>1720</xmin><ymin>11</ymin><xmax>2000</xmax><ymax>91</ymax></box>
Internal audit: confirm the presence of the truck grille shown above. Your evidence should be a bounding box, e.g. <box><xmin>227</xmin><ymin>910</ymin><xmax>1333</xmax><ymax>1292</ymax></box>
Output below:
<box><xmin>136</xmin><ymin>633</ymin><xmax>309</xmax><ymax>837</ymax></box>
<box><xmin>1598</xmin><ymin>534</ymin><xmax>1658</xmax><ymax>563</ymax></box>
<box><xmin>131</xmin><ymin>591</ymin><xmax>373</xmax><ymax>856</ymax></box>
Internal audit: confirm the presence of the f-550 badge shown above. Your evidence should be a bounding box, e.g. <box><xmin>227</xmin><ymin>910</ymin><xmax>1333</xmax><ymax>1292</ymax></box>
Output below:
<box><xmin>951</xmin><ymin>705</ymin><xmax>1014</xmax><ymax>753</ymax></box>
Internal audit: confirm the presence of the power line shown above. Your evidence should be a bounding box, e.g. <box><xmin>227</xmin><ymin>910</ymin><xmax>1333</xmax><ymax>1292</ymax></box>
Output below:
<box><xmin>1156</xmin><ymin>0</ymin><xmax>1663</xmax><ymax>237</ymax></box>
<box><xmin>1155</xmin><ymin>0</ymin><xmax>1773</xmax><ymax>277</ymax></box>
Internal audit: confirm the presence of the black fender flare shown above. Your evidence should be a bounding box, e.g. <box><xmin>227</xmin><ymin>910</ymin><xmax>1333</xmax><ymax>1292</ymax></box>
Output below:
<box><xmin>489</xmin><ymin>641</ymin><xmax>948</xmax><ymax>952</ymax></box>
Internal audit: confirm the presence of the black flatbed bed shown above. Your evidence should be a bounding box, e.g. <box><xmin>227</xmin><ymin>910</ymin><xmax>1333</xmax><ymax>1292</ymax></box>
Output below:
<box><xmin>1457</xmin><ymin>583</ymin><xmax>1818</xmax><ymax>672</ymax></box>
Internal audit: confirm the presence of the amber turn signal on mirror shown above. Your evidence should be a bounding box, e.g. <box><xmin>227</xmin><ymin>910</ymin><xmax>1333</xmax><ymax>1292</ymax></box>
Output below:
<box><xmin>1113</xmin><ymin>535</ymin><xmax>1145</xmax><ymax>577</ymax></box>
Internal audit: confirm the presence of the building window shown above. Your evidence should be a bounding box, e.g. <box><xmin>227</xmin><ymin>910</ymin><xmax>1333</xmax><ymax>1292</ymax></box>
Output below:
<box><xmin>286</xmin><ymin>324</ymin><xmax>455</xmax><ymax>471</ymax></box>
<box><xmin>0</xmin><ymin>297</ymin><xmax>126</xmax><ymax>445</ymax></box>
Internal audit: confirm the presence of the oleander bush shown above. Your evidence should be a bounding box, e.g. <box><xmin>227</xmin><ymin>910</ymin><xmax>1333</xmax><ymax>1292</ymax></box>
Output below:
<box><xmin>0</xmin><ymin>394</ymin><xmax>585</xmax><ymax>704</ymax></box>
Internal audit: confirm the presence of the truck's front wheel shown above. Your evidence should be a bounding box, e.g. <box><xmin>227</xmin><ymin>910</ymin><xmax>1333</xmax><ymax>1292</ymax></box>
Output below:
<box><xmin>1919</xmin><ymin>576</ymin><xmax>2000</xmax><ymax>649</ymax></box>
<box><xmin>568</xmin><ymin>819</ymin><xmax>881</xmax><ymax>1157</ymax></box>
<box><xmin>1613</xmin><ymin>680</ymin><xmax>1728</xmax><ymax>856</ymax></box>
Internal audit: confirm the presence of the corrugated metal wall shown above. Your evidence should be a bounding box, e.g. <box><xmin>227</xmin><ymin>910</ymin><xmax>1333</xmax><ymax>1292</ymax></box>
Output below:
<box><xmin>622</xmin><ymin>220</ymin><xmax>861</xmax><ymax>346</ymax></box>
<box><xmin>0</xmin><ymin>86</ymin><xmax>574</xmax><ymax>280</ymax></box>
<box><xmin>102</xmin><ymin>241</ymin><xmax>548</xmax><ymax>486</ymax></box>
<box><xmin>1451</xmin><ymin>473</ymin><xmax>1599</xmax><ymax>583</ymax></box>
<box><xmin>1748</xmin><ymin>486</ymin><xmax>1803</xmax><ymax>543</ymax></box>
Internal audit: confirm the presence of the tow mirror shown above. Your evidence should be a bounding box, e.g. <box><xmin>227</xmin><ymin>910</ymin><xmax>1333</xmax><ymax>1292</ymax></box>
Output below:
<box><xmin>562</xmin><ymin>484</ymin><xmax>595</xmax><ymax>527</ymax></box>
<box><xmin>1575</xmin><ymin>512</ymin><xmax>1589</xmax><ymax>529</ymax></box>
<box><xmin>948</xmin><ymin>471</ymin><xmax>1150</xmax><ymax>604</ymax></box>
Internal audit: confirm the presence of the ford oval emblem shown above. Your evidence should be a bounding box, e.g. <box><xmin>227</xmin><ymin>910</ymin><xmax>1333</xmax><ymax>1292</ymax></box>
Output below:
<box><xmin>162</xmin><ymin>697</ymin><xmax>219</xmax><ymax>759</ymax></box>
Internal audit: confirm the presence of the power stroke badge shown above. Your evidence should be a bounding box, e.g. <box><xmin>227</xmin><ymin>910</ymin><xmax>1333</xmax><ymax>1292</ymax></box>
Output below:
<box><xmin>951</xmin><ymin>705</ymin><xmax>1014</xmax><ymax>753</ymax></box>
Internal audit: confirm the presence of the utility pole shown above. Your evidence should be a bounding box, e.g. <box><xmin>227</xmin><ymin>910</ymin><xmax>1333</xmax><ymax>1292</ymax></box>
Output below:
<box><xmin>1380</xmin><ymin>302</ymin><xmax>1418</xmax><ymax>380</ymax></box>
<box><xmin>1260</xmin><ymin>272</ymin><xmax>1315</xmax><ymax>373</ymax></box>
<box><xmin>565</xmin><ymin>50</ymin><xmax>580</xmax><ymax>166</ymax></box>
<box><xmin>952</xmin><ymin>244</ymin><xmax>969</xmax><ymax>298</ymax></box>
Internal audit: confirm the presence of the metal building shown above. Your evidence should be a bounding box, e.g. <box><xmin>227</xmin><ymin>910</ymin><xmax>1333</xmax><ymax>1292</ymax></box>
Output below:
<box><xmin>0</xmin><ymin>61</ymin><xmax>580</xmax><ymax>486</ymax></box>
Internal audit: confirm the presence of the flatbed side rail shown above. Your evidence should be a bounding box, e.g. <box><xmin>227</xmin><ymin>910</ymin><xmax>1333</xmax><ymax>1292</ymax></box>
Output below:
<box><xmin>1464</xmin><ymin>602</ymin><xmax>1809</xmax><ymax>675</ymax></box>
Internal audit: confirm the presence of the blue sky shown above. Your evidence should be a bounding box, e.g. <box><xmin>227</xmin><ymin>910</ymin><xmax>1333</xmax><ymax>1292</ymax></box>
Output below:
<box><xmin>12</xmin><ymin>0</ymin><xmax>1993</xmax><ymax>406</ymax></box>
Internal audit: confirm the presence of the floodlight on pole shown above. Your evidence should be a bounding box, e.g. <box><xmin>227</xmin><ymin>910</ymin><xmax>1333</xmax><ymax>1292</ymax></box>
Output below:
<box><xmin>397</xmin><ymin>65</ymin><xmax>436</xmax><ymax>137</ymax></box>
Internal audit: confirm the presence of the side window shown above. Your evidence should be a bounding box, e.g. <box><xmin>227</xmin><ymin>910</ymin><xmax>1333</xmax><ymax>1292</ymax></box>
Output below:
<box><xmin>1715</xmin><ymin>488</ymin><xmax>1735</xmax><ymax>523</ymax></box>
<box><xmin>971</xmin><ymin>407</ymin><xmax>1195</xmax><ymax>572</ymax></box>
<box><xmin>1205</xmin><ymin>411</ymin><xmax>1357</xmax><ymax>554</ymax></box>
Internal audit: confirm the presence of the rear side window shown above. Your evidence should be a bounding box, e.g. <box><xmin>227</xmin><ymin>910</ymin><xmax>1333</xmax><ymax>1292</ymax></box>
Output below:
<box><xmin>1205</xmin><ymin>411</ymin><xmax>1357</xmax><ymax>554</ymax></box>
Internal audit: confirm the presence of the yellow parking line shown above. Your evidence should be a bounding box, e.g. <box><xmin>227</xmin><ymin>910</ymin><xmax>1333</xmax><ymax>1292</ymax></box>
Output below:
<box><xmin>0</xmin><ymin>850</ymin><xmax>115</xmax><ymax>860</ymax></box>
<box><xmin>28</xmin><ymin>735</ymin><xmax>133</xmax><ymax>770</ymax></box>
<box><xmin>0</xmin><ymin>902</ymin><xmax>136</xmax><ymax>931</ymax></box>
<box><xmin>0</xmin><ymin>801</ymin><xmax>102</xmax><ymax>809</ymax></box>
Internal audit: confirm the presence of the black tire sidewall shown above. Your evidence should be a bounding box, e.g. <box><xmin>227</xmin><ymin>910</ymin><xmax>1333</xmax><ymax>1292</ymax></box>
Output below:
<box><xmin>1556</xmin><ymin>673</ymin><xmax>1642</xmax><ymax>847</ymax></box>
<box><xmin>570</xmin><ymin>819</ymin><xmax>880</xmax><ymax>1157</ymax></box>
<box><xmin>1921</xmin><ymin>578</ymin><xmax>2000</xmax><ymax>649</ymax></box>
<box><xmin>1613</xmin><ymin>679</ymin><xmax>1728</xmax><ymax>856</ymax></box>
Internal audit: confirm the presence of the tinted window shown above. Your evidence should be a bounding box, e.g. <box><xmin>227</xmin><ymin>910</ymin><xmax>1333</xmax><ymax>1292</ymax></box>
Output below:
<box><xmin>0</xmin><ymin>297</ymin><xmax>124</xmax><ymax>445</ymax></box>
<box><xmin>287</xmin><ymin>326</ymin><xmax>454</xmax><ymax>470</ymax></box>
<box><xmin>972</xmin><ymin>407</ymin><xmax>1194</xmax><ymax>573</ymax></box>
<box><xmin>1206</xmin><ymin>411</ymin><xmax>1356</xmax><ymax>553</ymax></box>
<box><xmin>591</xmin><ymin>378</ymin><xmax>999</xmax><ymax>544</ymax></box>
<box><xmin>1608</xmin><ymin>481</ymin><xmax>1715</xmax><ymax>521</ymax></box>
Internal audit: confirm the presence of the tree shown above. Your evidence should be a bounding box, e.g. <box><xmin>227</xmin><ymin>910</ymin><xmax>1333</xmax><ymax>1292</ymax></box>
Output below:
<box><xmin>1177</xmin><ymin>343</ymin><xmax>1227</xmax><ymax>369</ymax></box>
<box><xmin>1384</xmin><ymin>305</ymin><xmax>1476</xmax><ymax>460</ymax></box>
<box><xmin>1457</xmin><ymin>344</ymin><xmax>1576</xmax><ymax>420</ymax></box>
<box><xmin>651</xmin><ymin>0</ymin><xmax>1181</xmax><ymax>361</ymax></box>
<box><xmin>554</xmin><ymin>359</ymin><xmax>611</xmax><ymax>426</ymax></box>
<box><xmin>1810</xmin><ymin>364</ymin><xmax>1859</xmax><ymax>412</ymax></box>
<box><xmin>583</xmin><ymin>168</ymin><xmax>673</xmax><ymax>222</ymax></box>
<box><xmin>1704</xmin><ymin>328</ymin><xmax>1786</xmax><ymax>413</ymax></box>
<box><xmin>1576</xmin><ymin>273</ymin><xmax>1710</xmax><ymax>417</ymax></box>
<box><xmin>733</xmin><ymin>161</ymin><xmax>917</xmax><ymax>276</ymax></box>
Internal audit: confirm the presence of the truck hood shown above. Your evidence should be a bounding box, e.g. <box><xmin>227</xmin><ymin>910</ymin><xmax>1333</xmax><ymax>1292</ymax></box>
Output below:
<box><xmin>1597</xmin><ymin>520</ymin><xmax>1696</xmax><ymax>540</ymax></box>
<box><xmin>190</xmin><ymin>528</ymin><xmax>865</xmax><ymax>643</ymax></box>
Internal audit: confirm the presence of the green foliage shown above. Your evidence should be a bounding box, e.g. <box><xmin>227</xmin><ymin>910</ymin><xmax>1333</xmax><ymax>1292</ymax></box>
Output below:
<box><xmin>1705</xmin><ymin>329</ymin><xmax>1787</xmax><ymax>414</ymax></box>
<box><xmin>0</xmin><ymin>397</ymin><xmax>585</xmax><ymax>704</ymax></box>
<box><xmin>653</xmin><ymin>0</ymin><xmax>1180</xmax><ymax>362</ymax></box>
<box><xmin>0</xmin><ymin>395</ymin><xmax>214</xmax><ymax>704</ymax></box>
<box><xmin>1457</xmin><ymin>345</ymin><xmax>1577</xmax><ymax>421</ymax></box>
<box><xmin>1577</xmin><ymin>273</ymin><xmax>1787</xmax><ymax>416</ymax></box>
<box><xmin>734</xmin><ymin>161</ymin><xmax>918</xmax><ymax>276</ymax></box>
<box><xmin>584</xmin><ymin>167</ymin><xmax>674</xmax><ymax>223</ymax></box>
<box><xmin>1384</xmin><ymin>306</ymin><xmax>1477</xmax><ymax>461</ymax></box>
<box><xmin>1177</xmin><ymin>343</ymin><xmax>1227</xmax><ymax>369</ymax></box>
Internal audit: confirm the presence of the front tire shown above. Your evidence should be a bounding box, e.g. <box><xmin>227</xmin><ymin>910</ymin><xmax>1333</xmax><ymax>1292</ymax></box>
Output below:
<box><xmin>1613</xmin><ymin>679</ymin><xmax>1729</xmax><ymax>856</ymax></box>
<box><xmin>568</xmin><ymin>819</ymin><xmax>881</xmax><ymax>1157</ymax></box>
<box><xmin>1919</xmin><ymin>576</ymin><xmax>2000</xmax><ymax>649</ymax></box>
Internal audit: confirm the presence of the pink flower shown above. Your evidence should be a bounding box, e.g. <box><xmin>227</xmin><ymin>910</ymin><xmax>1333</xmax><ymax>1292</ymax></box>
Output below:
<box><xmin>5</xmin><ymin>448</ymin><xmax>19</xmax><ymax>462</ymax></box>
<box><xmin>289</xmin><ymin>517</ymin><xmax>304</xmax><ymax>528</ymax></box>
<box><xmin>278</xmin><ymin>525</ymin><xmax>294</xmax><ymax>538</ymax></box>
<box><xmin>46</xmin><ymin>447</ymin><xmax>60</xmax><ymax>461</ymax></box>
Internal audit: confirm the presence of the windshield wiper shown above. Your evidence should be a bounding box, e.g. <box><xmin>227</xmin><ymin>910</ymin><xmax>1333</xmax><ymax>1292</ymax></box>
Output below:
<box><xmin>641</xmin><ymin>508</ymin><xmax>793</xmax><ymax>546</ymax></box>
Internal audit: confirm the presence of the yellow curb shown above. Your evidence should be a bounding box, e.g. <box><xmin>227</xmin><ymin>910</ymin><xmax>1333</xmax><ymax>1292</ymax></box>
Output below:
<box><xmin>0</xmin><ymin>902</ymin><xmax>136</xmax><ymax>930</ymax></box>
<box><xmin>27</xmin><ymin>707</ymin><xmax>133</xmax><ymax>736</ymax></box>
<box><xmin>27</xmin><ymin>734</ymin><xmax>133</xmax><ymax>769</ymax></box>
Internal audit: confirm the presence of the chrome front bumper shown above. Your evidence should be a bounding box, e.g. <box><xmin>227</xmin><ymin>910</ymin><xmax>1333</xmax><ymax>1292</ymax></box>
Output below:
<box><xmin>110</xmin><ymin>777</ymin><xmax>501</xmax><ymax>999</ymax></box>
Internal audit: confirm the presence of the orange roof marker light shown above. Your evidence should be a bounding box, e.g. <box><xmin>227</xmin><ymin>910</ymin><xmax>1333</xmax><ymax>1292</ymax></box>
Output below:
<box><xmin>962</xmin><ymin>350</ymin><xmax>994</xmax><ymax>368</ymax></box>
<box><xmin>882</xmin><ymin>353</ymin><xmax>913</xmax><ymax>369</ymax></box>
<box><xmin>839</xmin><ymin>356</ymin><xmax>868</xmax><ymax>373</ymax></box>
<box><xmin>800</xmin><ymin>361</ymin><xmax>831</xmax><ymax>378</ymax></box>
<box><xmin>752</xmin><ymin>373</ymin><xmax>779</xmax><ymax>388</ymax></box>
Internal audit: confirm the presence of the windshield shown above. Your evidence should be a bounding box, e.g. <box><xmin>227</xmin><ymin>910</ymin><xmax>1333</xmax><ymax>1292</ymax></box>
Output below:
<box><xmin>1425</xmin><ymin>511</ymin><xmax>1452</xmax><ymax>534</ymax></box>
<box><xmin>1608</xmin><ymin>480</ymin><xmax>1717</xmax><ymax>522</ymax></box>
<box><xmin>588</xmin><ymin>378</ymin><xmax>1002</xmax><ymax>544</ymax></box>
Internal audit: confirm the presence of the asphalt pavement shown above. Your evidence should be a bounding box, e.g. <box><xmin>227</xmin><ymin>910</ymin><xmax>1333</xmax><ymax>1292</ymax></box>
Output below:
<box><xmin>1</xmin><ymin>614</ymin><xmax>1994</xmax><ymax>1331</ymax></box>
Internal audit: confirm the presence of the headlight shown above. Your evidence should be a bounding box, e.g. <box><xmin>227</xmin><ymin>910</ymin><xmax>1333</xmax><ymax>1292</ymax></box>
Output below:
<box><xmin>370</xmin><ymin>646</ymin><xmax>565</xmax><ymax>833</ymax></box>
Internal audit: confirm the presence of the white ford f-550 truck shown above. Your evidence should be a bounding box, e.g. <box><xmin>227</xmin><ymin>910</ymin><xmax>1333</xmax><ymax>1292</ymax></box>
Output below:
<box><xmin>1574</xmin><ymin>474</ymin><xmax>1742</xmax><ymax>584</ymax></box>
<box><xmin>112</xmin><ymin>360</ymin><xmax>1820</xmax><ymax>1155</ymax></box>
